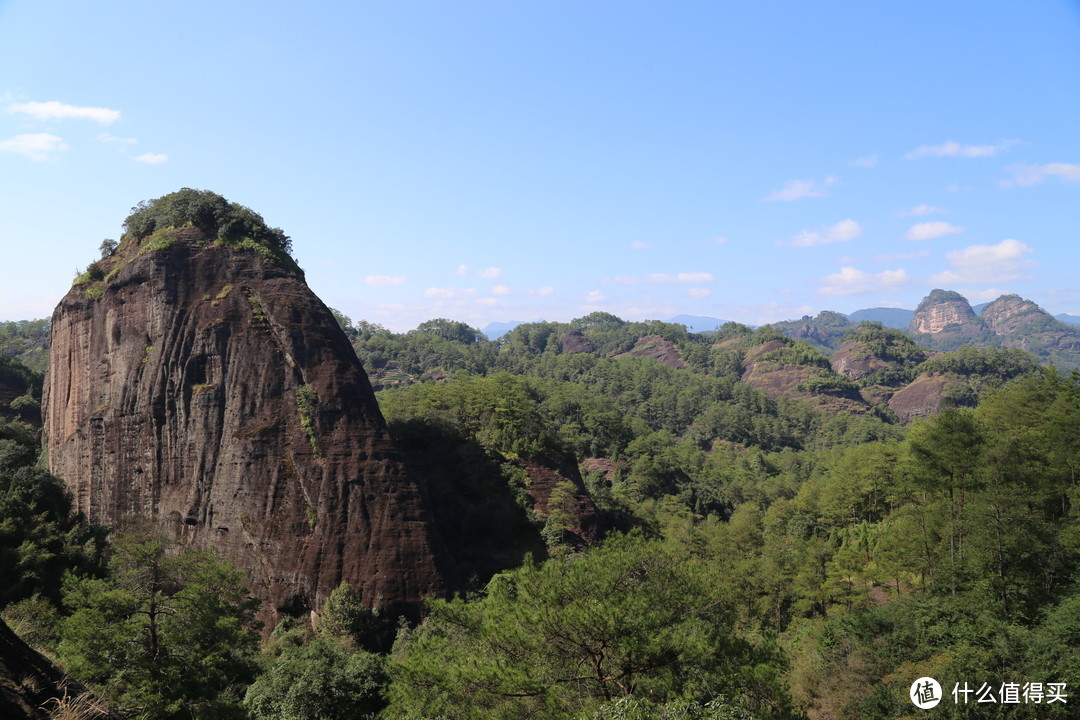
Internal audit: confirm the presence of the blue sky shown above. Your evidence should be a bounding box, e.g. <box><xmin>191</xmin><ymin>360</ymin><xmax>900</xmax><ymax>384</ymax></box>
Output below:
<box><xmin>2</xmin><ymin>1</ymin><xmax>1079</xmax><ymax>331</ymax></box>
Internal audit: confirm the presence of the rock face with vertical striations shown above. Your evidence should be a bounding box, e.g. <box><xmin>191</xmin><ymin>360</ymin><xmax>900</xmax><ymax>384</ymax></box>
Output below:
<box><xmin>910</xmin><ymin>289</ymin><xmax>981</xmax><ymax>335</ymax></box>
<box><xmin>42</xmin><ymin>190</ymin><xmax>452</xmax><ymax>625</ymax></box>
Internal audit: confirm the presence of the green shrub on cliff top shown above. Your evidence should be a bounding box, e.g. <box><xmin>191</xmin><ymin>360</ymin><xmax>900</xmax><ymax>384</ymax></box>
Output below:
<box><xmin>122</xmin><ymin>188</ymin><xmax>295</xmax><ymax>263</ymax></box>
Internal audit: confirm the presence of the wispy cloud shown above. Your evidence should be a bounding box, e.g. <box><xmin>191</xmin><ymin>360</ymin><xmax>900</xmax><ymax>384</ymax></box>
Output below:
<box><xmin>959</xmin><ymin>287</ymin><xmax>1009</xmax><ymax>302</ymax></box>
<box><xmin>425</xmin><ymin>287</ymin><xmax>477</xmax><ymax>298</ymax></box>
<box><xmin>906</xmin><ymin>139</ymin><xmax>1017</xmax><ymax>160</ymax></box>
<box><xmin>688</xmin><ymin>288</ymin><xmax>711</xmax><ymax>299</ymax></box>
<box><xmin>629</xmin><ymin>240</ymin><xmax>649</xmax><ymax>249</ymax></box>
<box><xmin>10</xmin><ymin>100</ymin><xmax>121</xmax><ymax>124</ymax></box>
<box><xmin>475</xmin><ymin>266</ymin><xmax>502</xmax><ymax>279</ymax></box>
<box><xmin>134</xmin><ymin>152</ymin><xmax>168</xmax><ymax>164</ymax></box>
<box><xmin>0</xmin><ymin>133</ymin><xmax>68</xmax><ymax>161</ymax></box>
<box><xmin>853</xmin><ymin>154</ymin><xmax>879</xmax><ymax>168</ymax></box>
<box><xmin>529</xmin><ymin>286</ymin><xmax>554</xmax><ymax>298</ymax></box>
<box><xmin>782</xmin><ymin>218</ymin><xmax>862</xmax><ymax>247</ymax></box>
<box><xmin>364</xmin><ymin>275</ymin><xmax>406</xmax><ymax>286</ymax></box>
<box><xmin>585</xmin><ymin>290</ymin><xmax>605</xmax><ymax>303</ymax></box>
<box><xmin>930</xmin><ymin>238</ymin><xmax>1037</xmax><ymax>284</ymax></box>
<box><xmin>1001</xmin><ymin>162</ymin><xmax>1080</xmax><ymax>188</ymax></box>
<box><xmin>491</xmin><ymin>285</ymin><xmax>511</xmax><ymax>296</ymax></box>
<box><xmin>818</xmin><ymin>267</ymin><xmax>910</xmax><ymax>296</ymax></box>
<box><xmin>898</xmin><ymin>204</ymin><xmax>946</xmax><ymax>217</ymax></box>
<box><xmin>713</xmin><ymin>236</ymin><xmax>729</xmax><ymax>245</ymax></box>
<box><xmin>763</xmin><ymin>175</ymin><xmax>837</xmax><ymax>202</ymax></box>
<box><xmin>905</xmin><ymin>221</ymin><xmax>964</xmax><ymax>241</ymax></box>
<box><xmin>872</xmin><ymin>249</ymin><xmax>930</xmax><ymax>262</ymax></box>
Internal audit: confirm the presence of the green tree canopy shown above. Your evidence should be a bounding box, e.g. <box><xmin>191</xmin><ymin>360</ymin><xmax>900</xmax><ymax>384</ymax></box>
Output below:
<box><xmin>59</xmin><ymin>523</ymin><xmax>261</xmax><ymax>719</ymax></box>
<box><xmin>387</xmin><ymin>532</ymin><xmax>788</xmax><ymax>720</ymax></box>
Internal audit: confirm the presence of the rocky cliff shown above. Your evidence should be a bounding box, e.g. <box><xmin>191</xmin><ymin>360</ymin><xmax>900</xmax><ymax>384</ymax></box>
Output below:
<box><xmin>910</xmin><ymin>290</ymin><xmax>1080</xmax><ymax>367</ymax></box>
<box><xmin>43</xmin><ymin>192</ymin><xmax>452</xmax><ymax>624</ymax></box>
<box><xmin>910</xmin><ymin>289</ymin><xmax>982</xmax><ymax>335</ymax></box>
<box><xmin>981</xmin><ymin>294</ymin><xmax>1050</xmax><ymax>335</ymax></box>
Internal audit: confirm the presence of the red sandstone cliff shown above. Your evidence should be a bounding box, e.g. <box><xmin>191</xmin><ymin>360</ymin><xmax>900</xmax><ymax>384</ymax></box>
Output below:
<box><xmin>43</xmin><ymin>224</ymin><xmax>452</xmax><ymax>624</ymax></box>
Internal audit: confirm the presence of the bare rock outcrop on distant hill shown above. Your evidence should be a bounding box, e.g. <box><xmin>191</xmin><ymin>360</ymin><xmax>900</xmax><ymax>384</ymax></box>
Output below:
<box><xmin>612</xmin><ymin>335</ymin><xmax>686</xmax><ymax>369</ymax></box>
<box><xmin>558</xmin><ymin>329</ymin><xmax>595</xmax><ymax>354</ymax></box>
<box><xmin>43</xmin><ymin>224</ymin><xmax>452</xmax><ymax>626</ymax></box>
<box><xmin>830</xmin><ymin>341</ymin><xmax>890</xmax><ymax>381</ymax></box>
<box><xmin>888</xmin><ymin>375</ymin><xmax>951</xmax><ymax>422</ymax></box>
<box><xmin>982</xmin><ymin>294</ymin><xmax>1050</xmax><ymax>335</ymax></box>
<box><xmin>518</xmin><ymin>454</ymin><xmax>606</xmax><ymax>548</ymax></box>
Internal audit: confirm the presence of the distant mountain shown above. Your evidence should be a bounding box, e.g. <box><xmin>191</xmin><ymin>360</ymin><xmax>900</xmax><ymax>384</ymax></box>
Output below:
<box><xmin>666</xmin><ymin>314</ymin><xmax>729</xmax><ymax>333</ymax></box>
<box><xmin>482</xmin><ymin>320</ymin><xmax>533</xmax><ymax>339</ymax></box>
<box><xmin>1056</xmin><ymin>313</ymin><xmax>1080</xmax><ymax>326</ymax></box>
<box><xmin>909</xmin><ymin>290</ymin><xmax>1080</xmax><ymax>368</ymax></box>
<box><xmin>769</xmin><ymin>311</ymin><xmax>852</xmax><ymax>351</ymax></box>
<box><xmin>972</xmin><ymin>302</ymin><xmax>990</xmax><ymax>315</ymax></box>
<box><xmin>846</xmin><ymin>307</ymin><xmax>915</xmax><ymax>329</ymax></box>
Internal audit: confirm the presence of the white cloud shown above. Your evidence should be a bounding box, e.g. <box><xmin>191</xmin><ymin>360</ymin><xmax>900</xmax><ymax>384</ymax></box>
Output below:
<box><xmin>424</xmin><ymin>287</ymin><xmax>477</xmax><ymax>298</ymax></box>
<box><xmin>906</xmin><ymin>140</ymin><xmax>1016</xmax><ymax>160</ymax></box>
<box><xmin>958</xmin><ymin>287</ymin><xmax>1009</xmax><ymax>301</ymax></box>
<box><xmin>10</xmin><ymin>100</ymin><xmax>120</xmax><ymax>124</ymax></box>
<box><xmin>818</xmin><ymin>267</ymin><xmax>911</xmax><ymax>296</ymax></box>
<box><xmin>688</xmin><ymin>288</ymin><xmax>711</xmax><ymax>299</ymax></box>
<box><xmin>134</xmin><ymin>152</ymin><xmax>168</xmax><ymax>164</ymax></box>
<box><xmin>1001</xmin><ymin>162</ymin><xmax>1080</xmax><ymax>188</ymax></box>
<box><xmin>491</xmin><ymin>285</ymin><xmax>510</xmax><ymax>296</ymax></box>
<box><xmin>853</xmin><ymin>154</ymin><xmax>879</xmax><ymax>168</ymax></box>
<box><xmin>784</xmin><ymin>218</ymin><xmax>862</xmax><ymax>247</ymax></box>
<box><xmin>899</xmin><ymin>204</ymin><xmax>946</xmax><ymax>217</ymax></box>
<box><xmin>905</xmin><ymin>221</ymin><xmax>964</xmax><ymax>241</ymax></box>
<box><xmin>603</xmin><ymin>275</ymin><xmax>640</xmax><ymax>285</ymax></box>
<box><xmin>364</xmin><ymin>275</ymin><xmax>406</xmax><ymax>286</ymax></box>
<box><xmin>646</xmin><ymin>273</ymin><xmax>675</xmax><ymax>283</ymax></box>
<box><xmin>0</xmin><ymin>133</ymin><xmax>67</xmax><ymax>161</ymax></box>
<box><xmin>629</xmin><ymin>240</ymin><xmax>649</xmax><ymax>249</ymax></box>
<box><xmin>476</xmin><ymin>266</ymin><xmax>501</xmax><ymax>279</ymax></box>
<box><xmin>530</xmin><ymin>286</ymin><xmax>555</xmax><ymax>298</ymax></box>
<box><xmin>585</xmin><ymin>290</ymin><xmax>605</xmax><ymax>303</ymax></box>
<box><xmin>872</xmin><ymin>249</ymin><xmax>930</xmax><ymax>262</ymax></box>
<box><xmin>763</xmin><ymin>175</ymin><xmax>837</xmax><ymax>202</ymax></box>
<box><xmin>930</xmin><ymin>238</ymin><xmax>1037</xmax><ymax>284</ymax></box>
<box><xmin>456</xmin><ymin>264</ymin><xmax>469</xmax><ymax>276</ymax></box>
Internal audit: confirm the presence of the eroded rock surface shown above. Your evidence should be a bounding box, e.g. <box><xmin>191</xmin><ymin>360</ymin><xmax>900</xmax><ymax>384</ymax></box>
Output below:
<box><xmin>43</xmin><ymin>232</ymin><xmax>451</xmax><ymax>624</ymax></box>
<box><xmin>910</xmin><ymin>291</ymin><xmax>980</xmax><ymax>335</ymax></box>
<box><xmin>613</xmin><ymin>334</ymin><xmax>686</xmax><ymax>369</ymax></box>
<box><xmin>982</xmin><ymin>295</ymin><xmax>1049</xmax><ymax>335</ymax></box>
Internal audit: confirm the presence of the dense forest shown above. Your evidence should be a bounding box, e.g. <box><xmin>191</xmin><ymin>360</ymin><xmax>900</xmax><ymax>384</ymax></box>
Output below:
<box><xmin>1</xmin><ymin>308</ymin><xmax>1077</xmax><ymax>719</ymax></box>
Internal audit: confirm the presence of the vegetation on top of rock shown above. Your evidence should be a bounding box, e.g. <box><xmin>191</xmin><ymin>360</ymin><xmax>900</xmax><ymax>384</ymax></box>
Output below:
<box><xmin>841</xmin><ymin>322</ymin><xmax>928</xmax><ymax>365</ymax></box>
<box><xmin>916</xmin><ymin>288</ymin><xmax>969</xmax><ymax>311</ymax></box>
<box><xmin>915</xmin><ymin>344</ymin><xmax>1039</xmax><ymax>381</ymax></box>
<box><xmin>123</xmin><ymin>188</ymin><xmax>291</xmax><ymax>252</ymax></box>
